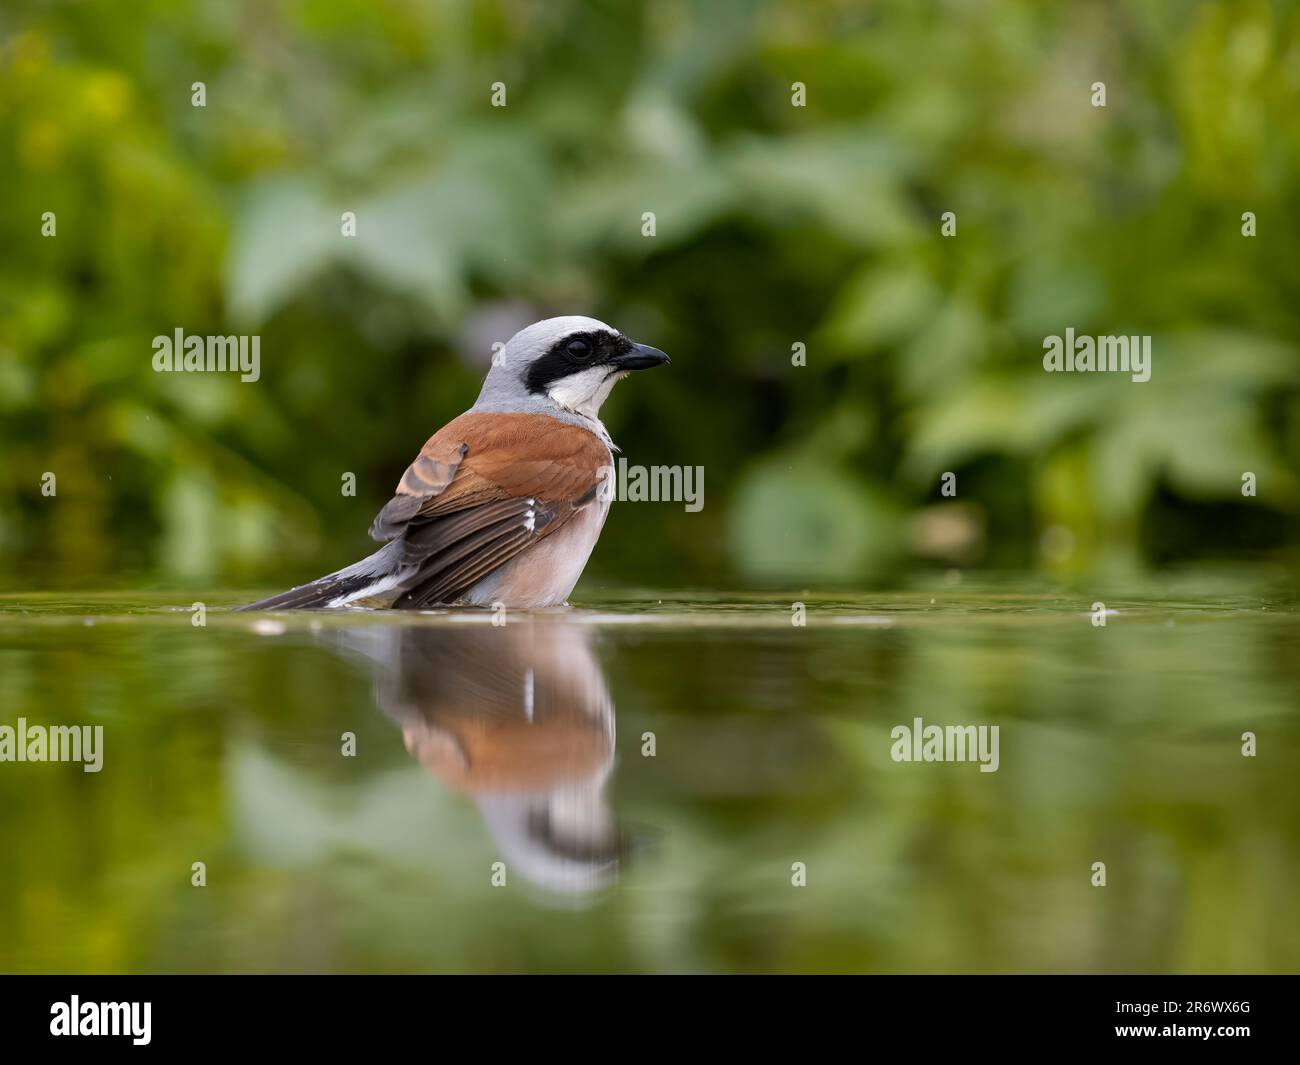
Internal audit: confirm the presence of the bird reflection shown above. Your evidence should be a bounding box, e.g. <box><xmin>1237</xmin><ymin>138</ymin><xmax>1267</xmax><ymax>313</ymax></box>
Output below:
<box><xmin>322</xmin><ymin>619</ymin><xmax>621</xmax><ymax>900</ymax></box>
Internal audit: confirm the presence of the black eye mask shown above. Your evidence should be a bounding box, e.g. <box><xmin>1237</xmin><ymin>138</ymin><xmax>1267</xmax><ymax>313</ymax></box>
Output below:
<box><xmin>525</xmin><ymin>332</ymin><xmax>633</xmax><ymax>394</ymax></box>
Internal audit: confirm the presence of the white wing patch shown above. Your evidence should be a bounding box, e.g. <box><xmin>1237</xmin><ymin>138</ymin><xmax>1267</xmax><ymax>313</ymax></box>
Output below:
<box><xmin>326</xmin><ymin>571</ymin><xmax>408</xmax><ymax>608</ymax></box>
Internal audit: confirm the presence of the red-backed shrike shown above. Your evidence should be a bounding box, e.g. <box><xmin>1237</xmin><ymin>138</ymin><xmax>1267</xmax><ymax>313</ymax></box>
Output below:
<box><xmin>242</xmin><ymin>316</ymin><xmax>669</xmax><ymax>610</ymax></box>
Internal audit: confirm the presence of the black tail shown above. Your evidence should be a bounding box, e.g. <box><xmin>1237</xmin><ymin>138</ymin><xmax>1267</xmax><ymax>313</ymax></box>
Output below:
<box><xmin>238</xmin><ymin>543</ymin><xmax>406</xmax><ymax>611</ymax></box>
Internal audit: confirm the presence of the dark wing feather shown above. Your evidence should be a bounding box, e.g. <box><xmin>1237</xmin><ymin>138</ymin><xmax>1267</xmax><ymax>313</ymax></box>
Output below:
<box><xmin>397</xmin><ymin>504</ymin><xmax>565</xmax><ymax>607</ymax></box>
<box><xmin>392</xmin><ymin>501</ymin><xmax>561</xmax><ymax>603</ymax></box>
<box><xmin>370</xmin><ymin>443</ymin><xmax>468</xmax><ymax>541</ymax></box>
<box><xmin>396</xmin><ymin>497</ymin><xmax>524</xmax><ymax>565</ymax></box>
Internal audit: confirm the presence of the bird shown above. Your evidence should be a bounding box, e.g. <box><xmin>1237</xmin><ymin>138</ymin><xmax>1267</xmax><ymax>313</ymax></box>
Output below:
<box><xmin>240</xmin><ymin>316</ymin><xmax>669</xmax><ymax>610</ymax></box>
<box><xmin>321</xmin><ymin>619</ymin><xmax>623</xmax><ymax>898</ymax></box>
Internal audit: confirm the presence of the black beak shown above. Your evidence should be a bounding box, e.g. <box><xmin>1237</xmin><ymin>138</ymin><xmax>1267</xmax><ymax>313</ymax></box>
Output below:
<box><xmin>613</xmin><ymin>342</ymin><xmax>671</xmax><ymax>371</ymax></box>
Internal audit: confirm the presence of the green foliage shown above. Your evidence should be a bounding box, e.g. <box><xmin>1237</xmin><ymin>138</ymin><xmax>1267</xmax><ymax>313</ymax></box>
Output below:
<box><xmin>1</xmin><ymin>0</ymin><xmax>1297</xmax><ymax>585</ymax></box>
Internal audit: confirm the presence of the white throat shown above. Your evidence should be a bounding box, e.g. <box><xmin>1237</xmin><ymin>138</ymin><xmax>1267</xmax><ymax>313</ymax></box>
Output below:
<box><xmin>547</xmin><ymin>367</ymin><xmax>628</xmax><ymax>445</ymax></box>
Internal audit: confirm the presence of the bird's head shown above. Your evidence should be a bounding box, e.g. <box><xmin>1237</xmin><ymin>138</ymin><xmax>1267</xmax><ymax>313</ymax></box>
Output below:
<box><xmin>475</xmin><ymin>316</ymin><xmax>670</xmax><ymax>420</ymax></box>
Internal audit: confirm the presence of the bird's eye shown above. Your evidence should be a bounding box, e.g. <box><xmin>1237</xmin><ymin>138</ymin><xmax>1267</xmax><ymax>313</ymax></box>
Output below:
<box><xmin>566</xmin><ymin>339</ymin><xmax>590</xmax><ymax>360</ymax></box>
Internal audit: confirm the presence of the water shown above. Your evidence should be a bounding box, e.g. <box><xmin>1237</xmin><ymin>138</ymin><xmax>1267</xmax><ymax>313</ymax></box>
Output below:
<box><xmin>1</xmin><ymin>569</ymin><xmax>1297</xmax><ymax>973</ymax></box>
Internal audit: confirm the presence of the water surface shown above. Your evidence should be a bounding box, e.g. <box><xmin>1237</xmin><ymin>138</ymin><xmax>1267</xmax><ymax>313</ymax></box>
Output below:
<box><xmin>1</xmin><ymin>570</ymin><xmax>1296</xmax><ymax>973</ymax></box>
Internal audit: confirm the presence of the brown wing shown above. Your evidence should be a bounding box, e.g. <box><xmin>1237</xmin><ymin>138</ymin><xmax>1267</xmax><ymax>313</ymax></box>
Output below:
<box><xmin>369</xmin><ymin>412</ymin><xmax>610</xmax><ymax>606</ymax></box>
<box><xmin>369</xmin><ymin>439</ymin><xmax>468</xmax><ymax>541</ymax></box>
